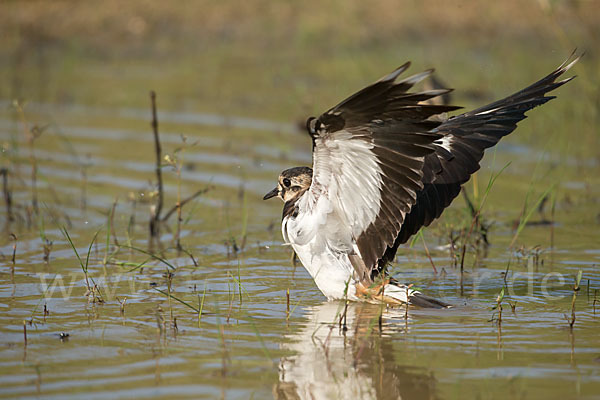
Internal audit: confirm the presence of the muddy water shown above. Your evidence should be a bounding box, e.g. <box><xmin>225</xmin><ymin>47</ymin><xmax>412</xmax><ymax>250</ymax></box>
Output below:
<box><xmin>0</xmin><ymin>101</ymin><xmax>599</xmax><ymax>400</ymax></box>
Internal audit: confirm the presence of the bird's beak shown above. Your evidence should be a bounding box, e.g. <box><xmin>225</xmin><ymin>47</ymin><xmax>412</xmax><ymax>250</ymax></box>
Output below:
<box><xmin>263</xmin><ymin>187</ymin><xmax>279</xmax><ymax>200</ymax></box>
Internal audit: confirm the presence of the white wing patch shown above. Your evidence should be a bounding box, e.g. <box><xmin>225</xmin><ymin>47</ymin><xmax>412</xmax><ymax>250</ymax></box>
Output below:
<box><xmin>435</xmin><ymin>134</ymin><xmax>454</xmax><ymax>152</ymax></box>
<box><xmin>474</xmin><ymin>106</ymin><xmax>501</xmax><ymax>116</ymax></box>
<box><xmin>286</xmin><ymin>130</ymin><xmax>383</xmax><ymax>255</ymax></box>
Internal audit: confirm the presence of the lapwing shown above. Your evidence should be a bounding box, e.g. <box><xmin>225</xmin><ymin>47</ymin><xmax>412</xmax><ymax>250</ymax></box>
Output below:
<box><xmin>264</xmin><ymin>53</ymin><xmax>579</xmax><ymax>308</ymax></box>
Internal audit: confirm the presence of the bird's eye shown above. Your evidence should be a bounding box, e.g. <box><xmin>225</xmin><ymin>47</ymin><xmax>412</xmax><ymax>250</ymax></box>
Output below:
<box><xmin>283</xmin><ymin>178</ymin><xmax>291</xmax><ymax>187</ymax></box>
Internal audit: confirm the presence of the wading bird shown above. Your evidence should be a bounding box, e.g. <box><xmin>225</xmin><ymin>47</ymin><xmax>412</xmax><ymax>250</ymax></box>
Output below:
<box><xmin>264</xmin><ymin>53</ymin><xmax>579</xmax><ymax>307</ymax></box>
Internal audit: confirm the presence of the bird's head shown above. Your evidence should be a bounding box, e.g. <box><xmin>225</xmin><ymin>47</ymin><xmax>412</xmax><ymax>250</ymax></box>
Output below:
<box><xmin>263</xmin><ymin>166</ymin><xmax>313</xmax><ymax>203</ymax></box>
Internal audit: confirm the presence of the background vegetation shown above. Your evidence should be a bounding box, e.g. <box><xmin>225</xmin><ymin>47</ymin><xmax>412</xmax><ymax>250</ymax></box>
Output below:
<box><xmin>0</xmin><ymin>1</ymin><xmax>598</xmax><ymax>399</ymax></box>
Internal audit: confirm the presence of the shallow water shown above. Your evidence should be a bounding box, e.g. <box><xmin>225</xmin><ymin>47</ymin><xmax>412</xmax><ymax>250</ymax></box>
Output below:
<box><xmin>0</xmin><ymin>98</ymin><xmax>599</xmax><ymax>400</ymax></box>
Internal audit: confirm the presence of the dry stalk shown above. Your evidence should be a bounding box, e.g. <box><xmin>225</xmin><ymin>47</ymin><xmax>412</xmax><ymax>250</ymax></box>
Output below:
<box><xmin>117</xmin><ymin>296</ymin><xmax>127</xmax><ymax>315</ymax></box>
<box><xmin>161</xmin><ymin>186</ymin><xmax>212</xmax><ymax>222</ymax></box>
<box><xmin>564</xmin><ymin>270</ymin><xmax>582</xmax><ymax>330</ymax></box>
<box><xmin>421</xmin><ymin>233</ymin><xmax>437</xmax><ymax>274</ymax></box>
<box><xmin>23</xmin><ymin>320</ymin><xmax>27</xmax><ymax>346</ymax></box>
<box><xmin>149</xmin><ymin>91</ymin><xmax>164</xmax><ymax>237</ymax></box>
<box><xmin>286</xmin><ymin>288</ymin><xmax>290</xmax><ymax>322</ymax></box>
<box><xmin>0</xmin><ymin>168</ymin><xmax>13</xmax><ymax>222</ymax></box>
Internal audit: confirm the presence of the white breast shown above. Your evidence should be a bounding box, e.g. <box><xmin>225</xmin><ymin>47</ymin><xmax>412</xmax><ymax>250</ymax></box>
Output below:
<box><xmin>283</xmin><ymin>209</ymin><xmax>358</xmax><ymax>300</ymax></box>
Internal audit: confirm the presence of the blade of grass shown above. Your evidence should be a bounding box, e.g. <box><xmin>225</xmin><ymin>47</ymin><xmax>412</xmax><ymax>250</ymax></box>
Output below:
<box><xmin>227</xmin><ymin>271</ymin><xmax>252</xmax><ymax>301</ymax></box>
<box><xmin>123</xmin><ymin>256</ymin><xmax>153</xmax><ymax>272</ymax></box>
<box><xmin>510</xmin><ymin>183</ymin><xmax>556</xmax><ymax>247</ymax></box>
<box><xmin>60</xmin><ymin>226</ymin><xmax>105</xmax><ymax>301</ymax></box>
<box><xmin>460</xmin><ymin>161</ymin><xmax>512</xmax><ymax>270</ymax></box>
<box><xmin>154</xmin><ymin>287</ymin><xmax>199</xmax><ymax>313</ymax></box>
<box><xmin>240</xmin><ymin>189</ymin><xmax>248</xmax><ymax>250</ymax></box>
<box><xmin>198</xmin><ymin>281</ymin><xmax>207</xmax><ymax>328</ymax></box>
<box><xmin>103</xmin><ymin>203</ymin><xmax>116</xmax><ymax>264</ymax></box>
<box><xmin>85</xmin><ymin>228</ymin><xmax>102</xmax><ymax>272</ymax></box>
<box><xmin>29</xmin><ymin>274</ymin><xmax>58</xmax><ymax>322</ymax></box>
<box><xmin>244</xmin><ymin>313</ymin><xmax>274</xmax><ymax>363</ymax></box>
<box><xmin>120</xmin><ymin>244</ymin><xmax>176</xmax><ymax>270</ymax></box>
<box><xmin>409</xmin><ymin>228</ymin><xmax>423</xmax><ymax>249</ymax></box>
<box><xmin>60</xmin><ymin>226</ymin><xmax>101</xmax><ymax>287</ymax></box>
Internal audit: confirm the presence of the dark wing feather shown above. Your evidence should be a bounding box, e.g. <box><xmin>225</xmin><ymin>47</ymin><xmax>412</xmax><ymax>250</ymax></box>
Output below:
<box><xmin>317</xmin><ymin>63</ymin><xmax>459</xmax><ymax>133</ymax></box>
<box><xmin>377</xmin><ymin>53</ymin><xmax>580</xmax><ymax>270</ymax></box>
<box><xmin>307</xmin><ymin>65</ymin><xmax>461</xmax><ymax>282</ymax></box>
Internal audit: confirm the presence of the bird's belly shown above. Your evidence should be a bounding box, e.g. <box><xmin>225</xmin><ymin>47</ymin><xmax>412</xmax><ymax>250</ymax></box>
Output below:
<box><xmin>291</xmin><ymin>242</ymin><xmax>357</xmax><ymax>300</ymax></box>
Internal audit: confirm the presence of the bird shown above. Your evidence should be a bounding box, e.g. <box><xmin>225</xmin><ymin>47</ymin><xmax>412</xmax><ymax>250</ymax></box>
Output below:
<box><xmin>263</xmin><ymin>52</ymin><xmax>579</xmax><ymax>308</ymax></box>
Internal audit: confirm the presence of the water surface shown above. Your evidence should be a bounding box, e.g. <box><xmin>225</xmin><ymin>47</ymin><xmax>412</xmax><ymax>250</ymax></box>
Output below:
<box><xmin>0</xmin><ymin>97</ymin><xmax>599</xmax><ymax>400</ymax></box>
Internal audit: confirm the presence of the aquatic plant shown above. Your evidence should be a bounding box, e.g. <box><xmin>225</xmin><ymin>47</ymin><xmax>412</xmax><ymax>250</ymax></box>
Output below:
<box><xmin>60</xmin><ymin>226</ymin><xmax>104</xmax><ymax>303</ymax></box>
<box><xmin>564</xmin><ymin>270</ymin><xmax>583</xmax><ymax>330</ymax></box>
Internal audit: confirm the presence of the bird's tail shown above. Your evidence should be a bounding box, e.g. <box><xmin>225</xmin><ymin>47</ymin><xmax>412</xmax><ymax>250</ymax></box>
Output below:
<box><xmin>356</xmin><ymin>281</ymin><xmax>451</xmax><ymax>308</ymax></box>
<box><xmin>407</xmin><ymin>290</ymin><xmax>452</xmax><ymax>308</ymax></box>
<box><xmin>386</xmin><ymin>283</ymin><xmax>451</xmax><ymax>309</ymax></box>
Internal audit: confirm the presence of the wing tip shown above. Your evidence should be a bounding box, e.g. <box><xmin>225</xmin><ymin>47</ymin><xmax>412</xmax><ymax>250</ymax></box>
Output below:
<box><xmin>399</xmin><ymin>69</ymin><xmax>435</xmax><ymax>86</ymax></box>
<box><xmin>379</xmin><ymin>62</ymin><xmax>412</xmax><ymax>83</ymax></box>
<box><xmin>554</xmin><ymin>49</ymin><xmax>582</xmax><ymax>79</ymax></box>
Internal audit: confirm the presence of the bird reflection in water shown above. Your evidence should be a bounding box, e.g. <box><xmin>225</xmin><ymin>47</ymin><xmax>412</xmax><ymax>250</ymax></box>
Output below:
<box><xmin>274</xmin><ymin>301</ymin><xmax>439</xmax><ymax>400</ymax></box>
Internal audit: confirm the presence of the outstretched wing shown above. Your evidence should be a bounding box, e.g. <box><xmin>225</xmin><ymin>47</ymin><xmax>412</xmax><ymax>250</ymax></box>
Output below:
<box><xmin>305</xmin><ymin>63</ymin><xmax>460</xmax><ymax>281</ymax></box>
<box><xmin>377</xmin><ymin>53</ymin><xmax>580</xmax><ymax>270</ymax></box>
